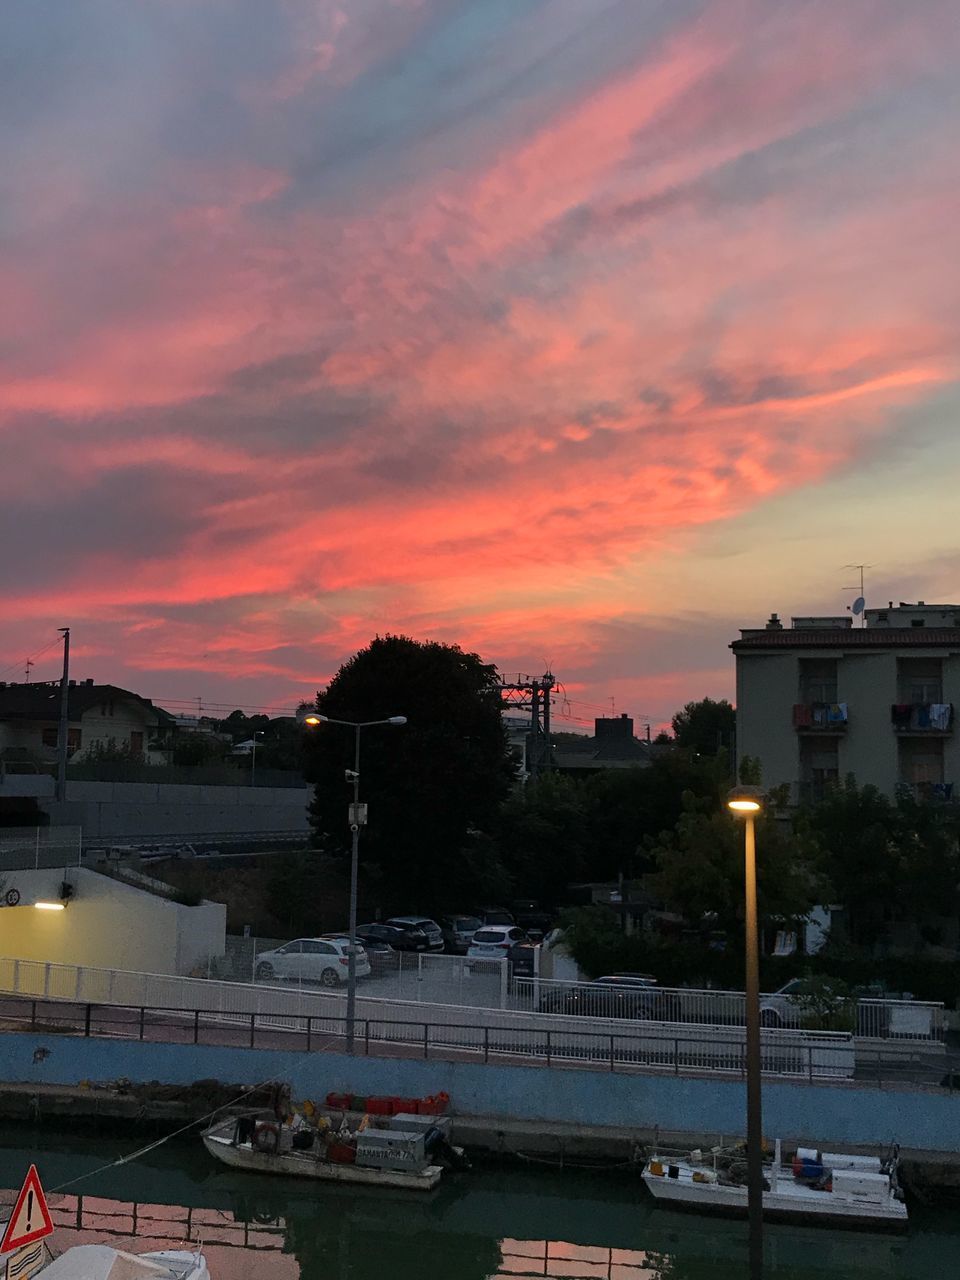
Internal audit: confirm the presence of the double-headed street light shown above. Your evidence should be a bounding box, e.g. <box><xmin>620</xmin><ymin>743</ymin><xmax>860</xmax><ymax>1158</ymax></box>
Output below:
<box><xmin>302</xmin><ymin>712</ymin><xmax>406</xmax><ymax>1053</ymax></box>
<box><xmin>727</xmin><ymin>784</ymin><xmax>764</xmax><ymax>1280</ymax></box>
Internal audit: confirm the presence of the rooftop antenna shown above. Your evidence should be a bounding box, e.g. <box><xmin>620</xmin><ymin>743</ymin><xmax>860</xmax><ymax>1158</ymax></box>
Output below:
<box><xmin>842</xmin><ymin>564</ymin><xmax>872</xmax><ymax>628</ymax></box>
<box><xmin>24</xmin><ymin>659</ymin><xmax>33</xmax><ymax>683</ymax></box>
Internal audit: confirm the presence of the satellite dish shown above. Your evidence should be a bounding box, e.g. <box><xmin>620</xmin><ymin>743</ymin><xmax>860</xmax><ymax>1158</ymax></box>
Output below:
<box><xmin>852</xmin><ymin>596</ymin><xmax>865</xmax><ymax>615</ymax></box>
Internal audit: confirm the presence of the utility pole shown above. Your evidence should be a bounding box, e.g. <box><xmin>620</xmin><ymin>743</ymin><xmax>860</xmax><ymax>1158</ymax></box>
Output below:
<box><xmin>56</xmin><ymin>627</ymin><xmax>70</xmax><ymax>803</ymax></box>
<box><xmin>499</xmin><ymin>670</ymin><xmax>555</xmax><ymax>780</ymax></box>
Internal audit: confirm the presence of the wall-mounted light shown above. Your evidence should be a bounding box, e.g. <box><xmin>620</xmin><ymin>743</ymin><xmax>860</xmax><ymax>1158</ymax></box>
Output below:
<box><xmin>35</xmin><ymin>882</ymin><xmax>74</xmax><ymax>911</ymax></box>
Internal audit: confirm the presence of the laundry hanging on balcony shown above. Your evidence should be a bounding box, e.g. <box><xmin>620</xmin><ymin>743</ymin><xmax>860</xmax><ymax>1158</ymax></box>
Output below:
<box><xmin>929</xmin><ymin>703</ymin><xmax>952</xmax><ymax>730</ymax></box>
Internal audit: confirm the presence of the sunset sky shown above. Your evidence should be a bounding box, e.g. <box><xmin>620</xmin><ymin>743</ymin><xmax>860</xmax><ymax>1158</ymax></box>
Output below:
<box><xmin>3</xmin><ymin>0</ymin><xmax>959</xmax><ymax>731</ymax></box>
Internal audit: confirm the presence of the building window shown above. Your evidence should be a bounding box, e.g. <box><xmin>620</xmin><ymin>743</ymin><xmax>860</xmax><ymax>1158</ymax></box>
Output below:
<box><xmin>798</xmin><ymin>658</ymin><xmax>838</xmax><ymax>705</ymax></box>
<box><xmin>897</xmin><ymin>658</ymin><xmax>942</xmax><ymax>705</ymax></box>
<box><xmin>899</xmin><ymin>739</ymin><xmax>944</xmax><ymax>786</ymax></box>
<box><xmin>41</xmin><ymin>727</ymin><xmax>81</xmax><ymax>756</ymax></box>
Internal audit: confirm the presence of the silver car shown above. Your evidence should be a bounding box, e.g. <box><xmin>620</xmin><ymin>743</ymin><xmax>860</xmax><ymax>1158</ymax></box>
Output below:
<box><xmin>255</xmin><ymin>937</ymin><xmax>371</xmax><ymax>987</ymax></box>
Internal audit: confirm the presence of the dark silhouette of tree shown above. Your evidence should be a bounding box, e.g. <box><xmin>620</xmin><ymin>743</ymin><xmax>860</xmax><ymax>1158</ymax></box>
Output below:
<box><xmin>671</xmin><ymin>697</ymin><xmax>735</xmax><ymax>755</ymax></box>
<box><xmin>304</xmin><ymin>635</ymin><xmax>514</xmax><ymax>908</ymax></box>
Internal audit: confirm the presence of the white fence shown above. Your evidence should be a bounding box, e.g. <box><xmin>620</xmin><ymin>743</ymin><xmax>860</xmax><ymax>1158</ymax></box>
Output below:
<box><xmin>0</xmin><ymin>956</ymin><xmax>854</xmax><ymax>1080</ymax></box>
<box><xmin>511</xmin><ymin>978</ymin><xmax>946</xmax><ymax>1046</ymax></box>
<box><xmin>212</xmin><ymin>938</ymin><xmax>945</xmax><ymax>1045</ymax></box>
<box><xmin>0</xmin><ymin>827</ymin><xmax>84</xmax><ymax>872</ymax></box>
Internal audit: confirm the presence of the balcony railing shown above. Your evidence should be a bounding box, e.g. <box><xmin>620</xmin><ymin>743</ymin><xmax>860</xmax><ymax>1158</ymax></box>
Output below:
<box><xmin>793</xmin><ymin>702</ymin><xmax>847</xmax><ymax>731</ymax></box>
<box><xmin>891</xmin><ymin>703</ymin><xmax>953</xmax><ymax>733</ymax></box>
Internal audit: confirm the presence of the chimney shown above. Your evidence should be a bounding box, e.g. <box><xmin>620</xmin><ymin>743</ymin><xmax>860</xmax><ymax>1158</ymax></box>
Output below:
<box><xmin>765</xmin><ymin>613</ymin><xmax>783</xmax><ymax>630</ymax></box>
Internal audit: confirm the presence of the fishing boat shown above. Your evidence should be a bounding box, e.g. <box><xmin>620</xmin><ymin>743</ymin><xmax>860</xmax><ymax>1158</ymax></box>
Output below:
<box><xmin>202</xmin><ymin>1104</ymin><xmax>466</xmax><ymax>1192</ymax></box>
<box><xmin>29</xmin><ymin>1243</ymin><xmax>210</xmax><ymax>1278</ymax></box>
<box><xmin>642</xmin><ymin>1141</ymin><xmax>908</xmax><ymax>1231</ymax></box>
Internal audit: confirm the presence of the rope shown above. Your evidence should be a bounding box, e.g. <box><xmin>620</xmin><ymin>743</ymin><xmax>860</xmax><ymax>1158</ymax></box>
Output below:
<box><xmin>48</xmin><ymin>1033</ymin><xmax>342</xmax><ymax>1194</ymax></box>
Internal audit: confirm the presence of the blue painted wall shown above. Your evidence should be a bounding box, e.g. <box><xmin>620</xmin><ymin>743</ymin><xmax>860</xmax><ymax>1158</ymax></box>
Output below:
<box><xmin>4</xmin><ymin>1033</ymin><xmax>957</xmax><ymax>1153</ymax></box>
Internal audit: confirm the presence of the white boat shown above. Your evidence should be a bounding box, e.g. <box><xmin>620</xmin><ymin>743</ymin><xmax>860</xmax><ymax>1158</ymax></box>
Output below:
<box><xmin>202</xmin><ymin>1108</ymin><xmax>464</xmax><ymax>1192</ymax></box>
<box><xmin>642</xmin><ymin>1141</ymin><xmax>908</xmax><ymax>1231</ymax></box>
<box><xmin>34</xmin><ymin>1243</ymin><xmax>210</xmax><ymax>1278</ymax></box>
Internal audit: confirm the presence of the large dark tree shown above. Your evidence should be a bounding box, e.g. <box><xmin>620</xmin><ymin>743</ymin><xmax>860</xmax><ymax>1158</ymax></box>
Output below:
<box><xmin>797</xmin><ymin>777</ymin><xmax>960</xmax><ymax>947</ymax></box>
<box><xmin>671</xmin><ymin>696</ymin><xmax>736</xmax><ymax>755</ymax></box>
<box><xmin>304</xmin><ymin>635</ymin><xmax>514</xmax><ymax>909</ymax></box>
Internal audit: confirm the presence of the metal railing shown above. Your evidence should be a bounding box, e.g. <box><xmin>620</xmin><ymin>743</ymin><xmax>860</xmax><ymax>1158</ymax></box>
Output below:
<box><xmin>0</xmin><ymin>994</ymin><xmax>861</xmax><ymax>1081</ymax></box>
<box><xmin>511</xmin><ymin>978</ymin><xmax>946</xmax><ymax>1044</ymax></box>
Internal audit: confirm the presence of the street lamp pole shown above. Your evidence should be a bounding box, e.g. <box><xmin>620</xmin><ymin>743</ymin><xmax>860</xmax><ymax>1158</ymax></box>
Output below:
<box><xmin>346</xmin><ymin>722</ymin><xmax>362</xmax><ymax>1054</ymax></box>
<box><xmin>728</xmin><ymin>785</ymin><xmax>764</xmax><ymax>1280</ymax></box>
<box><xmin>302</xmin><ymin>711</ymin><xmax>406</xmax><ymax>1053</ymax></box>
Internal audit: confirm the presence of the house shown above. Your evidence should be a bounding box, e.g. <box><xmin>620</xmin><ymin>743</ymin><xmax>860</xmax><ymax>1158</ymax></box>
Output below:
<box><xmin>551</xmin><ymin>715</ymin><xmax>654</xmax><ymax>775</ymax></box>
<box><xmin>732</xmin><ymin>603</ymin><xmax>960</xmax><ymax>802</ymax></box>
<box><xmin>0</xmin><ymin>680</ymin><xmax>175</xmax><ymax>769</ymax></box>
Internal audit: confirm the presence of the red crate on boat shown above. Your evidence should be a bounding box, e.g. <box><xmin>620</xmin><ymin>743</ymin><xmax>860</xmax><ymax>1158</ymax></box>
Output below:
<box><xmin>325</xmin><ymin>1091</ymin><xmax>352</xmax><ymax>1110</ymax></box>
<box><xmin>417</xmin><ymin>1093</ymin><xmax>450</xmax><ymax>1115</ymax></box>
<box><xmin>365</xmin><ymin>1097</ymin><xmax>394</xmax><ymax>1115</ymax></box>
<box><xmin>327</xmin><ymin>1142</ymin><xmax>356</xmax><ymax>1164</ymax></box>
<box><xmin>393</xmin><ymin>1098</ymin><xmax>418</xmax><ymax>1115</ymax></box>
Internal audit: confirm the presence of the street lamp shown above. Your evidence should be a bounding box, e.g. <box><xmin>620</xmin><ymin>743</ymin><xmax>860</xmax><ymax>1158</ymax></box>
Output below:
<box><xmin>250</xmin><ymin>730</ymin><xmax>264</xmax><ymax>788</ymax></box>
<box><xmin>726</xmin><ymin>784</ymin><xmax>764</xmax><ymax>1280</ymax></box>
<box><xmin>302</xmin><ymin>711</ymin><xmax>407</xmax><ymax>1052</ymax></box>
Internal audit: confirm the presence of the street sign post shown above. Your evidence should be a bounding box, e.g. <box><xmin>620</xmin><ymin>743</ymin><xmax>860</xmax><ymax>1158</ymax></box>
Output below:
<box><xmin>0</xmin><ymin>1166</ymin><xmax>53</xmax><ymax>1256</ymax></box>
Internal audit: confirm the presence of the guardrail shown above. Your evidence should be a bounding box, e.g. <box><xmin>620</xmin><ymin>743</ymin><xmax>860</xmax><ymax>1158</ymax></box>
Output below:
<box><xmin>511</xmin><ymin>979</ymin><xmax>946</xmax><ymax>1045</ymax></box>
<box><xmin>0</xmin><ymin>994</ymin><xmax>859</xmax><ymax>1081</ymax></box>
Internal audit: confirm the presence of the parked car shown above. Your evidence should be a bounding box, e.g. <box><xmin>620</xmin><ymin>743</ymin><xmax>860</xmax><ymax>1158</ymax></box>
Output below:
<box><xmin>383</xmin><ymin>916</ymin><xmax>444</xmax><ymax>952</ymax></box>
<box><xmin>440</xmin><ymin>914</ymin><xmax>482</xmax><ymax>954</ymax></box>
<box><xmin>254</xmin><ymin>937</ymin><xmax>370</xmax><ymax>987</ymax></box>
<box><xmin>474</xmin><ymin>906</ymin><xmax>516</xmax><ymax>927</ymax></box>
<box><xmin>467</xmin><ymin>925</ymin><xmax>529</xmax><ymax>968</ymax></box>
<box><xmin>540</xmin><ymin>979</ymin><xmax>663</xmax><ymax>1020</ymax></box>
<box><xmin>510</xmin><ymin>900</ymin><xmax>555</xmax><ymax>939</ymax></box>
<box><xmin>352</xmin><ymin>935</ymin><xmax>400</xmax><ymax>975</ymax></box>
<box><xmin>758</xmin><ymin>977</ymin><xmax>861</xmax><ymax>1031</ymax></box>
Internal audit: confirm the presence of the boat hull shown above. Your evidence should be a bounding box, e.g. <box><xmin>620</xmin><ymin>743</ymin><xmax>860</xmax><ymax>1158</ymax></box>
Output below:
<box><xmin>641</xmin><ymin>1170</ymin><xmax>908</xmax><ymax>1233</ymax></box>
<box><xmin>202</xmin><ymin>1129</ymin><xmax>443</xmax><ymax>1191</ymax></box>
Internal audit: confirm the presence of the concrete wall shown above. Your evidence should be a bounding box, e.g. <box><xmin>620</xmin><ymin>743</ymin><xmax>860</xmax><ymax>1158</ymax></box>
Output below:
<box><xmin>0</xmin><ymin>868</ymin><xmax>225</xmax><ymax>975</ymax></box>
<box><xmin>41</xmin><ymin>780</ymin><xmax>310</xmax><ymax>841</ymax></box>
<box><xmin>839</xmin><ymin>652</ymin><xmax>898</xmax><ymax>791</ymax></box>
<box><xmin>737</xmin><ymin>643</ymin><xmax>960</xmax><ymax>799</ymax></box>
<box><xmin>1</xmin><ymin>1032</ymin><xmax>956</xmax><ymax>1154</ymax></box>
<box><xmin>736</xmin><ymin>653</ymin><xmax>799</xmax><ymax>789</ymax></box>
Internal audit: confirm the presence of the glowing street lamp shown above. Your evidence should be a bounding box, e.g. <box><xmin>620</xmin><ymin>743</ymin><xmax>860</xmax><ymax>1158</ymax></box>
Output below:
<box><xmin>727</xmin><ymin>784</ymin><xmax>764</xmax><ymax>1280</ymax></box>
<box><xmin>301</xmin><ymin>711</ymin><xmax>407</xmax><ymax>1052</ymax></box>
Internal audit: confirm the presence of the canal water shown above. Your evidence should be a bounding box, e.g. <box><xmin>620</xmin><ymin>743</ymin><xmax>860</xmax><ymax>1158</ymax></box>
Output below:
<box><xmin>0</xmin><ymin>1126</ymin><xmax>955</xmax><ymax>1279</ymax></box>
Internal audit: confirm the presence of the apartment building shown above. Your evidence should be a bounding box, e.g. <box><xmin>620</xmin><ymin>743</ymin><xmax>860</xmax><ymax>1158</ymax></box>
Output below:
<box><xmin>731</xmin><ymin>602</ymin><xmax>960</xmax><ymax>803</ymax></box>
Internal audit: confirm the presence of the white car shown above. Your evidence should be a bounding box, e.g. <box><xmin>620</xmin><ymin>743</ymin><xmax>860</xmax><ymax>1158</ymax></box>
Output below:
<box><xmin>254</xmin><ymin>937</ymin><xmax>371</xmax><ymax>987</ymax></box>
<box><xmin>467</xmin><ymin>925</ymin><xmax>528</xmax><ymax>967</ymax></box>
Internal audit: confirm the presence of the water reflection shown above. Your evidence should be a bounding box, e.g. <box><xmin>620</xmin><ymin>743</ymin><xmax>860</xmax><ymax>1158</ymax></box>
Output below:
<box><xmin>0</xmin><ymin>1131</ymin><xmax>955</xmax><ymax>1280</ymax></box>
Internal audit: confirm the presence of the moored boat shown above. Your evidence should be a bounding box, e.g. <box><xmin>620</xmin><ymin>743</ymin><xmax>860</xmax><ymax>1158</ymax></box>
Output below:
<box><xmin>641</xmin><ymin>1140</ymin><xmax>907</xmax><ymax>1231</ymax></box>
<box><xmin>24</xmin><ymin>1243</ymin><xmax>210</xmax><ymax>1278</ymax></box>
<box><xmin>202</xmin><ymin>1102</ymin><xmax>466</xmax><ymax>1192</ymax></box>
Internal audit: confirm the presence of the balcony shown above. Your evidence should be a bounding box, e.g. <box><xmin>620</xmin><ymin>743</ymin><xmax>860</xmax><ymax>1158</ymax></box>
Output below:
<box><xmin>898</xmin><ymin>780</ymin><xmax>956</xmax><ymax>803</ymax></box>
<box><xmin>890</xmin><ymin>703</ymin><xmax>953</xmax><ymax>734</ymax></box>
<box><xmin>793</xmin><ymin>702</ymin><xmax>847</xmax><ymax>732</ymax></box>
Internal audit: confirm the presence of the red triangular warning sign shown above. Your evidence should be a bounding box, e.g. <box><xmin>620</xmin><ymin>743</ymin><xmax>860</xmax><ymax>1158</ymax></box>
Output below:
<box><xmin>0</xmin><ymin>1166</ymin><xmax>53</xmax><ymax>1254</ymax></box>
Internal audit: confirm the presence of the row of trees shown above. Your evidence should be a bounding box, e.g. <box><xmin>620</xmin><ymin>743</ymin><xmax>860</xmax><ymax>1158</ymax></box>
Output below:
<box><xmin>301</xmin><ymin>637</ymin><xmax>960</xmax><ymax>982</ymax></box>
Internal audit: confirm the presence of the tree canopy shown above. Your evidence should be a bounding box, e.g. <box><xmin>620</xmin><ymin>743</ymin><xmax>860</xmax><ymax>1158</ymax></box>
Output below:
<box><xmin>671</xmin><ymin>697</ymin><xmax>736</xmax><ymax>755</ymax></box>
<box><xmin>304</xmin><ymin>635</ymin><xmax>514</xmax><ymax>907</ymax></box>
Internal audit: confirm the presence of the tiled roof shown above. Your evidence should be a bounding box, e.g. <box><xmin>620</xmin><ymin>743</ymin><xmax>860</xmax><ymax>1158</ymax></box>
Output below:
<box><xmin>0</xmin><ymin>682</ymin><xmax>175</xmax><ymax>724</ymax></box>
<box><xmin>732</xmin><ymin>628</ymin><xmax>960</xmax><ymax>651</ymax></box>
